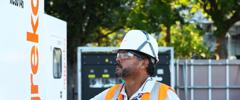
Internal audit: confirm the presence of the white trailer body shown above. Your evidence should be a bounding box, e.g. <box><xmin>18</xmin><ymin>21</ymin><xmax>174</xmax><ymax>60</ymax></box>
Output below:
<box><xmin>0</xmin><ymin>0</ymin><xmax>67</xmax><ymax>100</ymax></box>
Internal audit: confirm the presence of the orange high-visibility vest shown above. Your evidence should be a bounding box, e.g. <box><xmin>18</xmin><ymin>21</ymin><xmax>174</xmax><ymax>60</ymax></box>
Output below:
<box><xmin>105</xmin><ymin>82</ymin><xmax>171</xmax><ymax>100</ymax></box>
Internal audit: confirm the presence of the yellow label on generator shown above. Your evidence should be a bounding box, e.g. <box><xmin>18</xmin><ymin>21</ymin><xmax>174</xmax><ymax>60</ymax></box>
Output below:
<box><xmin>102</xmin><ymin>74</ymin><xmax>110</xmax><ymax>78</ymax></box>
<box><xmin>88</xmin><ymin>74</ymin><xmax>96</xmax><ymax>78</ymax></box>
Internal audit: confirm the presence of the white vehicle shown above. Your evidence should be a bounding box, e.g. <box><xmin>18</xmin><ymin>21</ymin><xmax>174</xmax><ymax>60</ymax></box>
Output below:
<box><xmin>0</xmin><ymin>0</ymin><xmax>67</xmax><ymax>100</ymax></box>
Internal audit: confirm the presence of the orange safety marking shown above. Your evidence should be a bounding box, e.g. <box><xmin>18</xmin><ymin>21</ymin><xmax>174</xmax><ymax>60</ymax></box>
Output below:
<box><xmin>105</xmin><ymin>84</ymin><xmax>121</xmax><ymax>100</ymax></box>
<box><xmin>158</xmin><ymin>83</ymin><xmax>170</xmax><ymax>100</ymax></box>
<box><xmin>141</xmin><ymin>93</ymin><xmax>150</xmax><ymax>100</ymax></box>
<box><xmin>31</xmin><ymin>0</ymin><xmax>39</xmax><ymax>16</ymax></box>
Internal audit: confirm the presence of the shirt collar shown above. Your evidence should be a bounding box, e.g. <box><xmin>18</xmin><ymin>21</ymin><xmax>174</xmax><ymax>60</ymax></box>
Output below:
<box><xmin>139</xmin><ymin>77</ymin><xmax>156</xmax><ymax>93</ymax></box>
<box><xmin>120</xmin><ymin>77</ymin><xmax>157</xmax><ymax>95</ymax></box>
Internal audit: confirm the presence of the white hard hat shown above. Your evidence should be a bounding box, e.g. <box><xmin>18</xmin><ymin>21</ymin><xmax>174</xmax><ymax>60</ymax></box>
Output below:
<box><xmin>118</xmin><ymin>30</ymin><xmax>159</xmax><ymax>64</ymax></box>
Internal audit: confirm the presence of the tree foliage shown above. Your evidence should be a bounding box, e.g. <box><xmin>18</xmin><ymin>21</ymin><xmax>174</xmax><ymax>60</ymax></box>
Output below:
<box><xmin>45</xmin><ymin>0</ymin><xmax>221</xmax><ymax>65</ymax></box>
<box><xmin>124</xmin><ymin>0</ymin><xmax>183</xmax><ymax>44</ymax></box>
<box><xmin>45</xmin><ymin>0</ymin><xmax>127</xmax><ymax>66</ymax></box>
<box><xmin>120</xmin><ymin>0</ymin><xmax>210</xmax><ymax>59</ymax></box>
<box><xmin>175</xmin><ymin>0</ymin><xmax>240</xmax><ymax>58</ymax></box>
<box><xmin>159</xmin><ymin>23</ymin><xmax>210</xmax><ymax>59</ymax></box>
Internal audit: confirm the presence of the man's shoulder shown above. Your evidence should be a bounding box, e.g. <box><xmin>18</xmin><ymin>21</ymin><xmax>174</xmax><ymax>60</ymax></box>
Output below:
<box><xmin>148</xmin><ymin>77</ymin><xmax>174</xmax><ymax>92</ymax></box>
<box><xmin>90</xmin><ymin>84</ymin><xmax>123</xmax><ymax>100</ymax></box>
<box><xmin>151</xmin><ymin>77</ymin><xmax>171</xmax><ymax>88</ymax></box>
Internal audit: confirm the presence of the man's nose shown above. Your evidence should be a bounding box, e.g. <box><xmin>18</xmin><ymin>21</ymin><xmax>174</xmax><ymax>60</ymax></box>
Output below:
<box><xmin>116</xmin><ymin>56</ymin><xmax>123</xmax><ymax>63</ymax></box>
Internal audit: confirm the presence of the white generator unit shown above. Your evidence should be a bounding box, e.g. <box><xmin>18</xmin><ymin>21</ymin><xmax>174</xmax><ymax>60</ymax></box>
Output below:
<box><xmin>0</xmin><ymin>0</ymin><xmax>67</xmax><ymax>100</ymax></box>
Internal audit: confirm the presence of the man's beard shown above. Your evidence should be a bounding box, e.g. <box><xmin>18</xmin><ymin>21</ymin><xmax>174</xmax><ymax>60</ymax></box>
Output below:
<box><xmin>115</xmin><ymin>62</ymin><xmax>130</xmax><ymax>78</ymax></box>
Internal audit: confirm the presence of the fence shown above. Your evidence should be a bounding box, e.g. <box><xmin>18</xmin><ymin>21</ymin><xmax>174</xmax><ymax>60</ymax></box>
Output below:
<box><xmin>175</xmin><ymin>59</ymin><xmax>240</xmax><ymax>100</ymax></box>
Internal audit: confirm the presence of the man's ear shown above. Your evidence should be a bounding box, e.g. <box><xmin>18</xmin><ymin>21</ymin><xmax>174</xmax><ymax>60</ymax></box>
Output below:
<box><xmin>141</xmin><ymin>58</ymin><xmax>149</xmax><ymax>69</ymax></box>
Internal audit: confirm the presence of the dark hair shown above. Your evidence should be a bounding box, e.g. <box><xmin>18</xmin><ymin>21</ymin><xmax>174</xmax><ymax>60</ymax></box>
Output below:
<box><xmin>146</xmin><ymin>56</ymin><xmax>155</xmax><ymax>76</ymax></box>
<box><xmin>129</xmin><ymin>50</ymin><xmax>156</xmax><ymax>76</ymax></box>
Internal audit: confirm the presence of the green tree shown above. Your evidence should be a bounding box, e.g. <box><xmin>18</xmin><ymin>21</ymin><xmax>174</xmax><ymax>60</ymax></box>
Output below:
<box><xmin>45</xmin><ymin>0</ymin><xmax>126</xmax><ymax>66</ymax></box>
<box><xmin>199</xmin><ymin>0</ymin><xmax>240</xmax><ymax>58</ymax></box>
<box><xmin>118</xmin><ymin>0</ymin><xmax>210</xmax><ymax>58</ymax></box>
<box><xmin>159</xmin><ymin>23</ymin><xmax>210</xmax><ymax>59</ymax></box>
<box><xmin>176</xmin><ymin>0</ymin><xmax>240</xmax><ymax>58</ymax></box>
<box><xmin>45</xmin><ymin>0</ymin><xmax>212</xmax><ymax>62</ymax></box>
<box><xmin>124</xmin><ymin>0</ymin><xmax>182</xmax><ymax>46</ymax></box>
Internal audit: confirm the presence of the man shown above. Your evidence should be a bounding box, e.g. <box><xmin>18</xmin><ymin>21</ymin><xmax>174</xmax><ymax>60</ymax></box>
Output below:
<box><xmin>91</xmin><ymin>30</ymin><xmax>180</xmax><ymax>100</ymax></box>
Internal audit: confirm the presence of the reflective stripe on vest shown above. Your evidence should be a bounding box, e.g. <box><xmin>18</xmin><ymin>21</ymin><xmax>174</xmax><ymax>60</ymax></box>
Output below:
<box><xmin>150</xmin><ymin>82</ymin><xmax>170</xmax><ymax>100</ymax></box>
<box><xmin>105</xmin><ymin>84</ymin><xmax>122</xmax><ymax>100</ymax></box>
<box><xmin>105</xmin><ymin>82</ymin><xmax>171</xmax><ymax>100</ymax></box>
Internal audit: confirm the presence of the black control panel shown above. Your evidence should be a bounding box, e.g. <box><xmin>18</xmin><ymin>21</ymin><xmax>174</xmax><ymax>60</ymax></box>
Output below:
<box><xmin>80</xmin><ymin>50</ymin><xmax>171</xmax><ymax>100</ymax></box>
